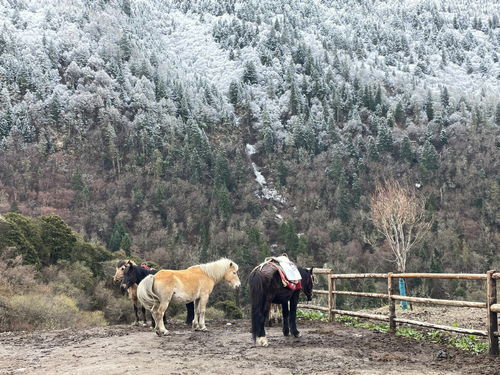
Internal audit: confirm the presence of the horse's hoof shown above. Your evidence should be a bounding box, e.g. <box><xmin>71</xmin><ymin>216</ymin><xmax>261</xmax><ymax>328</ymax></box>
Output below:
<box><xmin>257</xmin><ymin>337</ymin><xmax>269</xmax><ymax>347</ymax></box>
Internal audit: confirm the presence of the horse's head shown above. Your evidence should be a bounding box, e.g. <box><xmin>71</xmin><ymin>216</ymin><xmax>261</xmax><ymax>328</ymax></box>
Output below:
<box><xmin>120</xmin><ymin>261</ymin><xmax>138</xmax><ymax>291</ymax></box>
<box><xmin>113</xmin><ymin>260</ymin><xmax>133</xmax><ymax>284</ymax></box>
<box><xmin>299</xmin><ymin>267</ymin><xmax>314</xmax><ymax>301</ymax></box>
<box><xmin>223</xmin><ymin>261</ymin><xmax>241</xmax><ymax>289</ymax></box>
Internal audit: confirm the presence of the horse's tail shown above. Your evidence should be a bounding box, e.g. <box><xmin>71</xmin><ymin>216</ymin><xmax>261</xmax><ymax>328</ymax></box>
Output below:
<box><xmin>137</xmin><ymin>274</ymin><xmax>158</xmax><ymax>311</ymax></box>
<box><xmin>248</xmin><ymin>268</ymin><xmax>266</xmax><ymax>342</ymax></box>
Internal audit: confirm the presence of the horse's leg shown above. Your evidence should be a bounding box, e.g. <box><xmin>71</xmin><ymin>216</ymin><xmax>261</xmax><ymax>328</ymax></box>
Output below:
<box><xmin>265</xmin><ymin>302</ymin><xmax>272</xmax><ymax>327</ymax></box>
<box><xmin>281</xmin><ymin>302</ymin><xmax>290</xmax><ymax>336</ymax></box>
<box><xmin>192</xmin><ymin>298</ymin><xmax>200</xmax><ymax>330</ymax></box>
<box><xmin>289</xmin><ymin>293</ymin><xmax>301</xmax><ymax>338</ymax></box>
<box><xmin>185</xmin><ymin>302</ymin><xmax>195</xmax><ymax>325</ymax></box>
<box><xmin>152</xmin><ymin>297</ymin><xmax>171</xmax><ymax>336</ymax></box>
<box><xmin>141</xmin><ymin>305</ymin><xmax>148</xmax><ymax>327</ymax></box>
<box><xmin>197</xmin><ymin>295</ymin><xmax>210</xmax><ymax>331</ymax></box>
<box><xmin>129</xmin><ymin>286</ymin><xmax>139</xmax><ymax>326</ymax></box>
<box><xmin>255</xmin><ymin>297</ymin><xmax>270</xmax><ymax>347</ymax></box>
<box><xmin>150</xmin><ymin>310</ymin><xmax>156</xmax><ymax>328</ymax></box>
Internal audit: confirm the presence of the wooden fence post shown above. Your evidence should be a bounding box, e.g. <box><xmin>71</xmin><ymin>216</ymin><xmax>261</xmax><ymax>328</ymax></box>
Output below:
<box><xmin>486</xmin><ymin>270</ymin><xmax>499</xmax><ymax>355</ymax></box>
<box><xmin>388</xmin><ymin>272</ymin><xmax>396</xmax><ymax>333</ymax></box>
<box><xmin>327</xmin><ymin>271</ymin><xmax>333</xmax><ymax>322</ymax></box>
<box><xmin>332</xmin><ymin>274</ymin><xmax>337</xmax><ymax>321</ymax></box>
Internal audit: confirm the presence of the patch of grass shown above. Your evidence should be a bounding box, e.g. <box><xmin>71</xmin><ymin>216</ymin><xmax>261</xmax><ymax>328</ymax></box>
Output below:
<box><xmin>448</xmin><ymin>335</ymin><xmax>488</xmax><ymax>354</ymax></box>
<box><xmin>297</xmin><ymin>309</ymin><xmax>328</xmax><ymax>322</ymax></box>
<box><xmin>334</xmin><ymin>315</ymin><xmax>487</xmax><ymax>354</ymax></box>
<box><xmin>336</xmin><ymin>315</ymin><xmax>390</xmax><ymax>333</ymax></box>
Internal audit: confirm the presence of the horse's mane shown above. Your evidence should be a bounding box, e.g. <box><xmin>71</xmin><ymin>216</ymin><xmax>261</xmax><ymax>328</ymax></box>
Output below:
<box><xmin>115</xmin><ymin>259</ymin><xmax>136</xmax><ymax>268</ymax></box>
<box><xmin>197</xmin><ymin>258</ymin><xmax>238</xmax><ymax>282</ymax></box>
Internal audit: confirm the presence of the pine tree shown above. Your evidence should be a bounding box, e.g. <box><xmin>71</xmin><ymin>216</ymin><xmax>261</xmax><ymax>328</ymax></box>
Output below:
<box><xmin>119</xmin><ymin>33</ymin><xmax>131</xmax><ymax>62</ymax></box>
<box><xmin>394</xmin><ymin>101</ymin><xmax>406</xmax><ymax>127</ymax></box>
<box><xmin>336</xmin><ymin>172</ymin><xmax>350</xmax><ymax>223</ymax></box>
<box><xmin>351</xmin><ymin>172</ymin><xmax>361</xmax><ymax>208</ymax></box>
<box><xmin>122</xmin><ymin>0</ymin><xmax>132</xmax><ymax>17</ymax></box>
<box><xmin>228</xmin><ymin>81</ymin><xmax>240</xmax><ymax>106</ymax></box>
<box><xmin>495</xmin><ymin>103</ymin><xmax>500</xmax><ymax>127</ymax></box>
<box><xmin>425</xmin><ymin>91</ymin><xmax>434</xmax><ymax>121</ymax></box>
<box><xmin>440</xmin><ymin>87</ymin><xmax>449</xmax><ymax>108</ymax></box>
<box><xmin>420</xmin><ymin>140</ymin><xmax>439</xmax><ymax>173</ymax></box>
<box><xmin>119</xmin><ymin>233</ymin><xmax>131</xmax><ymax>255</ymax></box>
<box><xmin>289</xmin><ymin>82</ymin><xmax>300</xmax><ymax>116</ymax></box>
<box><xmin>242</xmin><ymin>61</ymin><xmax>258</xmax><ymax>84</ymax></box>
<box><xmin>108</xmin><ymin>222</ymin><xmax>126</xmax><ymax>252</ymax></box>
<box><xmin>376</xmin><ymin>125</ymin><xmax>393</xmax><ymax>153</ymax></box>
<box><xmin>400</xmin><ymin>135</ymin><xmax>413</xmax><ymax>162</ymax></box>
<box><xmin>50</xmin><ymin>93</ymin><xmax>61</xmax><ymax>125</ymax></box>
<box><xmin>367</xmin><ymin>136</ymin><xmax>380</xmax><ymax>161</ymax></box>
<box><xmin>329</xmin><ymin>147</ymin><xmax>344</xmax><ymax>183</ymax></box>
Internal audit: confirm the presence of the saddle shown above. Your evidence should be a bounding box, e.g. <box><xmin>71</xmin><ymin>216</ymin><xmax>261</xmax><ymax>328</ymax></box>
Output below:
<box><xmin>140</xmin><ymin>263</ymin><xmax>155</xmax><ymax>271</ymax></box>
<box><xmin>259</xmin><ymin>254</ymin><xmax>302</xmax><ymax>291</ymax></box>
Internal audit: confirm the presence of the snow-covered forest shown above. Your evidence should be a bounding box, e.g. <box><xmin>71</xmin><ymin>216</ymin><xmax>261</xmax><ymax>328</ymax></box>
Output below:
<box><xmin>0</xmin><ymin>0</ymin><xmax>498</xmax><ymax>303</ymax></box>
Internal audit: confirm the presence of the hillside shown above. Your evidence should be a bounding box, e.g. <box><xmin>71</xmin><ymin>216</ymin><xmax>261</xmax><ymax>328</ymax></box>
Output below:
<box><xmin>0</xmin><ymin>0</ymin><xmax>498</xmax><ymax>304</ymax></box>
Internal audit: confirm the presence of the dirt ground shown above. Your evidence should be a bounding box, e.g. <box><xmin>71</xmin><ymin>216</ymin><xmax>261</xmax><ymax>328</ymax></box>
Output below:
<box><xmin>0</xmin><ymin>319</ymin><xmax>498</xmax><ymax>375</ymax></box>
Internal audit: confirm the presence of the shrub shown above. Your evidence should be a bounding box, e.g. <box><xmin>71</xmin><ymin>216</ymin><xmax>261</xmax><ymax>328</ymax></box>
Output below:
<box><xmin>0</xmin><ymin>292</ymin><xmax>106</xmax><ymax>331</ymax></box>
<box><xmin>213</xmin><ymin>300</ymin><xmax>243</xmax><ymax>319</ymax></box>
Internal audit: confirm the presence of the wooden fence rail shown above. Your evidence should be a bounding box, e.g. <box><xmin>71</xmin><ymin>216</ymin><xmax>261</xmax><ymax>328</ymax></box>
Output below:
<box><xmin>298</xmin><ymin>269</ymin><xmax>499</xmax><ymax>355</ymax></box>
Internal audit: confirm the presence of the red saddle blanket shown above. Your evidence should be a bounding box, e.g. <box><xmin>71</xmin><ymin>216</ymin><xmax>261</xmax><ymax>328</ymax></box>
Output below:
<box><xmin>265</xmin><ymin>262</ymin><xmax>302</xmax><ymax>291</ymax></box>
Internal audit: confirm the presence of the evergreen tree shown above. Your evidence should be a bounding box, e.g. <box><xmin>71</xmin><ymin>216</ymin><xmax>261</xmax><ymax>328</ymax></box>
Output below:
<box><xmin>277</xmin><ymin>160</ymin><xmax>288</xmax><ymax>186</ymax></box>
<box><xmin>49</xmin><ymin>93</ymin><xmax>61</xmax><ymax>125</ymax></box>
<box><xmin>242</xmin><ymin>61</ymin><xmax>258</xmax><ymax>84</ymax></box>
<box><xmin>228</xmin><ymin>81</ymin><xmax>240</xmax><ymax>106</ymax></box>
<box><xmin>400</xmin><ymin>135</ymin><xmax>413</xmax><ymax>162</ymax></box>
<box><xmin>119</xmin><ymin>233</ymin><xmax>131</xmax><ymax>255</ymax></box>
<box><xmin>108</xmin><ymin>222</ymin><xmax>126</xmax><ymax>252</ymax></box>
<box><xmin>394</xmin><ymin>101</ymin><xmax>406</xmax><ymax>127</ymax></box>
<box><xmin>122</xmin><ymin>0</ymin><xmax>132</xmax><ymax>17</ymax></box>
<box><xmin>425</xmin><ymin>91</ymin><xmax>434</xmax><ymax>121</ymax></box>
<box><xmin>376</xmin><ymin>125</ymin><xmax>393</xmax><ymax>153</ymax></box>
<box><xmin>289</xmin><ymin>81</ymin><xmax>300</xmax><ymax>116</ymax></box>
<box><xmin>367</xmin><ymin>136</ymin><xmax>380</xmax><ymax>161</ymax></box>
<box><xmin>420</xmin><ymin>140</ymin><xmax>439</xmax><ymax>174</ymax></box>
<box><xmin>336</xmin><ymin>171</ymin><xmax>350</xmax><ymax>223</ymax></box>
<box><xmin>119</xmin><ymin>33</ymin><xmax>132</xmax><ymax>62</ymax></box>
<box><xmin>329</xmin><ymin>147</ymin><xmax>344</xmax><ymax>183</ymax></box>
<box><xmin>440</xmin><ymin>87</ymin><xmax>450</xmax><ymax>108</ymax></box>
<box><xmin>351</xmin><ymin>172</ymin><xmax>361</xmax><ymax>208</ymax></box>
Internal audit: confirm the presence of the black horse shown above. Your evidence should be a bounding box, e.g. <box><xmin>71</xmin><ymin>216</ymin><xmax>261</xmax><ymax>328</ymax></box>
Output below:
<box><xmin>249</xmin><ymin>263</ymin><xmax>314</xmax><ymax>347</ymax></box>
<box><xmin>115</xmin><ymin>260</ymin><xmax>195</xmax><ymax>326</ymax></box>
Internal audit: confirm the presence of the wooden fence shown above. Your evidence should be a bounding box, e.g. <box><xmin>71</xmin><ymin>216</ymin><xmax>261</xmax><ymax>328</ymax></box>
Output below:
<box><xmin>298</xmin><ymin>269</ymin><xmax>499</xmax><ymax>355</ymax></box>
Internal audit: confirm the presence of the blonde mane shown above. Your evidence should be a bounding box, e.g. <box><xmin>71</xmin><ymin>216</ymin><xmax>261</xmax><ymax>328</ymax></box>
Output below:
<box><xmin>197</xmin><ymin>258</ymin><xmax>238</xmax><ymax>282</ymax></box>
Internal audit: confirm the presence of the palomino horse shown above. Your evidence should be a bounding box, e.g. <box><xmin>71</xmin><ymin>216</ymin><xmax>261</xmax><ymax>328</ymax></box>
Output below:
<box><xmin>137</xmin><ymin>258</ymin><xmax>240</xmax><ymax>336</ymax></box>
<box><xmin>116</xmin><ymin>260</ymin><xmax>195</xmax><ymax>326</ymax></box>
<box><xmin>249</xmin><ymin>263</ymin><xmax>314</xmax><ymax>347</ymax></box>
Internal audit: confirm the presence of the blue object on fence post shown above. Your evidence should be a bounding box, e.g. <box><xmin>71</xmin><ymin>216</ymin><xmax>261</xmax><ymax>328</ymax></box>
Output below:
<box><xmin>398</xmin><ymin>279</ymin><xmax>409</xmax><ymax>310</ymax></box>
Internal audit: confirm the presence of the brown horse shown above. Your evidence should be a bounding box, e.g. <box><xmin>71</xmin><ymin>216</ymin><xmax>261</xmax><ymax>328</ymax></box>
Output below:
<box><xmin>113</xmin><ymin>260</ymin><xmax>150</xmax><ymax>325</ymax></box>
<box><xmin>137</xmin><ymin>258</ymin><xmax>240</xmax><ymax>336</ymax></box>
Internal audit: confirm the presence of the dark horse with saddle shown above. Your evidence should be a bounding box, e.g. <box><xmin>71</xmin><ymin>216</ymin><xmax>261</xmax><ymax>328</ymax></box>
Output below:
<box><xmin>113</xmin><ymin>260</ymin><xmax>194</xmax><ymax>326</ymax></box>
<box><xmin>249</xmin><ymin>255</ymin><xmax>314</xmax><ymax>347</ymax></box>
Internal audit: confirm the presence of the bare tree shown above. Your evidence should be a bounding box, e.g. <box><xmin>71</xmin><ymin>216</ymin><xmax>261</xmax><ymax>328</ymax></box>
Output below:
<box><xmin>370</xmin><ymin>181</ymin><xmax>431</xmax><ymax>273</ymax></box>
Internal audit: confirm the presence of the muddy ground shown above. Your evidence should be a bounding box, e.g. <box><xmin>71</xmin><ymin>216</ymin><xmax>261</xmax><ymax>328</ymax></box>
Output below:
<box><xmin>0</xmin><ymin>319</ymin><xmax>498</xmax><ymax>375</ymax></box>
